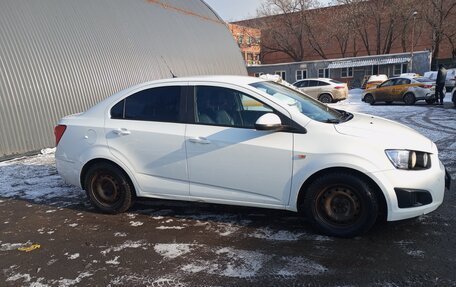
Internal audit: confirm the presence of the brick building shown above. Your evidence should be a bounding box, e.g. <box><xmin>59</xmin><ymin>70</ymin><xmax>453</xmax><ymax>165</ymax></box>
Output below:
<box><xmin>234</xmin><ymin>3</ymin><xmax>455</xmax><ymax>68</ymax></box>
<box><xmin>228</xmin><ymin>24</ymin><xmax>261</xmax><ymax>66</ymax></box>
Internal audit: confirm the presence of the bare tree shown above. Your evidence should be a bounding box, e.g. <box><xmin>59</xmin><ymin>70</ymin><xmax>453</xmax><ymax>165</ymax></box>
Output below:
<box><xmin>335</xmin><ymin>0</ymin><xmax>415</xmax><ymax>55</ymax></box>
<box><xmin>420</xmin><ymin>0</ymin><xmax>456</xmax><ymax>66</ymax></box>
<box><xmin>256</xmin><ymin>0</ymin><xmax>325</xmax><ymax>61</ymax></box>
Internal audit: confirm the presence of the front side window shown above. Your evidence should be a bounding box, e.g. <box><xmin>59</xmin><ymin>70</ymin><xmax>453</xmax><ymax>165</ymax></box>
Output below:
<box><xmin>295</xmin><ymin>80</ymin><xmax>308</xmax><ymax>88</ymax></box>
<box><xmin>110</xmin><ymin>86</ymin><xmax>182</xmax><ymax>122</ymax></box>
<box><xmin>379</xmin><ymin>80</ymin><xmax>395</xmax><ymax>87</ymax></box>
<box><xmin>250</xmin><ymin>81</ymin><xmax>350</xmax><ymax>124</ymax></box>
<box><xmin>194</xmin><ymin>86</ymin><xmax>273</xmax><ymax>128</ymax></box>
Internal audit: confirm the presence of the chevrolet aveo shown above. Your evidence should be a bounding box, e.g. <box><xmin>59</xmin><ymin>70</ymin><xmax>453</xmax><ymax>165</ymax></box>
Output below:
<box><xmin>55</xmin><ymin>76</ymin><xmax>450</xmax><ymax>237</ymax></box>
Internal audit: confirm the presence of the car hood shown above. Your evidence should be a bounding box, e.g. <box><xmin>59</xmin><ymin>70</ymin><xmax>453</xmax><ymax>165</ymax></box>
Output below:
<box><xmin>334</xmin><ymin>113</ymin><xmax>434</xmax><ymax>152</ymax></box>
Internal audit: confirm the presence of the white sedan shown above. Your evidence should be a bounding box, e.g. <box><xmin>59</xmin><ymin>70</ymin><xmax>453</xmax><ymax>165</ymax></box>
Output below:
<box><xmin>55</xmin><ymin>76</ymin><xmax>449</xmax><ymax>237</ymax></box>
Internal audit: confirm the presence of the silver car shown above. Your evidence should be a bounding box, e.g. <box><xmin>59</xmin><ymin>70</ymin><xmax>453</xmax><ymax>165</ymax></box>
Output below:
<box><xmin>292</xmin><ymin>78</ymin><xmax>348</xmax><ymax>103</ymax></box>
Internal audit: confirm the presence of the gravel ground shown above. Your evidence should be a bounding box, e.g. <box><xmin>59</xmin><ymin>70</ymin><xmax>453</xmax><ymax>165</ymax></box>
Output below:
<box><xmin>1</xmin><ymin>92</ymin><xmax>455</xmax><ymax>287</ymax></box>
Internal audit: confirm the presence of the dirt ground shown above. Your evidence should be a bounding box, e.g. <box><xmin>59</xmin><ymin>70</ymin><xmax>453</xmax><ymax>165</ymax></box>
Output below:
<box><xmin>1</xmin><ymin>100</ymin><xmax>455</xmax><ymax>287</ymax></box>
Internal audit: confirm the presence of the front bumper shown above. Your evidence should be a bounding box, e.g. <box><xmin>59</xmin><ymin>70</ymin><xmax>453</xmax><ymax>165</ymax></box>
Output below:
<box><xmin>370</xmin><ymin>157</ymin><xmax>446</xmax><ymax>222</ymax></box>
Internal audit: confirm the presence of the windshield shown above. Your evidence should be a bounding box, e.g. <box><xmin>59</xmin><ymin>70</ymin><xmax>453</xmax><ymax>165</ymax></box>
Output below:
<box><xmin>250</xmin><ymin>81</ymin><xmax>352</xmax><ymax>123</ymax></box>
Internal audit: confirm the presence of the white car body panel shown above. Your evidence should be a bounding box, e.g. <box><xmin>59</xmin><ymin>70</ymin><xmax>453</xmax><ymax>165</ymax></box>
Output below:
<box><xmin>186</xmin><ymin>124</ymin><xmax>293</xmax><ymax>205</ymax></box>
<box><xmin>55</xmin><ymin>75</ymin><xmax>447</xmax><ymax>224</ymax></box>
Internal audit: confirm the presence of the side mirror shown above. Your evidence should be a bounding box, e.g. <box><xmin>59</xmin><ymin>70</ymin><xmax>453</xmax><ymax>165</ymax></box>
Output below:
<box><xmin>255</xmin><ymin>113</ymin><xmax>283</xmax><ymax>131</ymax></box>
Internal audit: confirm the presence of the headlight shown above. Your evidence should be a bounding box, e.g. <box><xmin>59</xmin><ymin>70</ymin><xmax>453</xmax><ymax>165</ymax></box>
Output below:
<box><xmin>385</xmin><ymin>150</ymin><xmax>431</xmax><ymax>170</ymax></box>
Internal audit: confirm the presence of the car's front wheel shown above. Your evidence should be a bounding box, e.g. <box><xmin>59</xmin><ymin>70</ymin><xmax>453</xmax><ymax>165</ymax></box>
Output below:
<box><xmin>302</xmin><ymin>172</ymin><xmax>378</xmax><ymax>238</ymax></box>
<box><xmin>84</xmin><ymin>162</ymin><xmax>134</xmax><ymax>214</ymax></box>
<box><xmin>364</xmin><ymin>94</ymin><xmax>375</xmax><ymax>105</ymax></box>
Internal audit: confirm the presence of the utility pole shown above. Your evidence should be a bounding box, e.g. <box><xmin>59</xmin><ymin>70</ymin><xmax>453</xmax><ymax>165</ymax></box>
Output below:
<box><xmin>409</xmin><ymin>11</ymin><xmax>418</xmax><ymax>73</ymax></box>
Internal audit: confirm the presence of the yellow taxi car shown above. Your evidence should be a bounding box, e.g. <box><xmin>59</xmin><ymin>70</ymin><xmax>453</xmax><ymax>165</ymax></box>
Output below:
<box><xmin>362</xmin><ymin>77</ymin><xmax>435</xmax><ymax>105</ymax></box>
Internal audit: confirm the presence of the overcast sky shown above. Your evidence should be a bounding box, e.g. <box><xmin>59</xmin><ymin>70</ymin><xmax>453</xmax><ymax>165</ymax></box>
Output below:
<box><xmin>204</xmin><ymin>0</ymin><xmax>265</xmax><ymax>21</ymax></box>
<box><xmin>204</xmin><ymin>0</ymin><xmax>332</xmax><ymax>22</ymax></box>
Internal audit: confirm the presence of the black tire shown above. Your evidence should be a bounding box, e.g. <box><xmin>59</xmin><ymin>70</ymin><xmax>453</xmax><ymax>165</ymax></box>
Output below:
<box><xmin>84</xmin><ymin>162</ymin><xmax>134</xmax><ymax>214</ymax></box>
<box><xmin>425</xmin><ymin>98</ymin><xmax>436</xmax><ymax>104</ymax></box>
<box><xmin>302</xmin><ymin>172</ymin><xmax>378</xmax><ymax>238</ymax></box>
<box><xmin>318</xmin><ymin>93</ymin><xmax>333</xmax><ymax>103</ymax></box>
<box><xmin>403</xmin><ymin>93</ymin><xmax>416</xmax><ymax>105</ymax></box>
<box><xmin>364</xmin><ymin>94</ymin><xmax>375</xmax><ymax>105</ymax></box>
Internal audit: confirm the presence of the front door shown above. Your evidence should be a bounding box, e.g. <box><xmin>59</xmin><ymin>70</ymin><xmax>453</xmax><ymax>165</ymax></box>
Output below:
<box><xmin>185</xmin><ymin>85</ymin><xmax>293</xmax><ymax>206</ymax></box>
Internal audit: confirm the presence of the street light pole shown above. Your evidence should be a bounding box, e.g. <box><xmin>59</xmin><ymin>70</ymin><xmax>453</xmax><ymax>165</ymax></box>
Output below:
<box><xmin>410</xmin><ymin>11</ymin><xmax>418</xmax><ymax>73</ymax></box>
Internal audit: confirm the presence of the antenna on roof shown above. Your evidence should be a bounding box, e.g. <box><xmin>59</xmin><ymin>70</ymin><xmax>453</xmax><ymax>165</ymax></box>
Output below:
<box><xmin>161</xmin><ymin>56</ymin><xmax>177</xmax><ymax>78</ymax></box>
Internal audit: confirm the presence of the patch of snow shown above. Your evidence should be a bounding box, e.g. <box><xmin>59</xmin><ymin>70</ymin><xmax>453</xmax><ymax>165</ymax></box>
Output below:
<box><xmin>154</xmin><ymin>243</ymin><xmax>195</xmax><ymax>259</ymax></box>
<box><xmin>156</xmin><ymin>226</ymin><xmax>185</xmax><ymax>230</ymax></box>
<box><xmin>129</xmin><ymin>221</ymin><xmax>143</xmax><ymax>227</ymax></box>
<box><xmin>45</xmin><ymin>210</ymin><xmax>57</xmax><ymax>213</ymax></box>
<box><xmin>248</xmin><ymin>227</ymin><xmax>304</xmax><ymax>241</ymax></box>
<box><xmin>407</xmin><ymin>250</ymin><xmax>425</xmax><ymax>258</ymax></box>
<box><xmin>6</xmin><ymin>273</ymin><xmax>32</xmax><ymax>282</ymax></box>
<box><xmin>0</xmin><ymin>241</ymin><xmax>32</xmax><ymax>251</ymax></box>
<box><xmin>101</xmin><ymin>240</ymin><xmax>148</xmax><ymax>255</ymax></box>
<box><xmin>114</xmin><ymin>232</ymin><xmax>127</xmax><ymax>237</ymax></box>
<box><xmin>276</xmin><ymin>256</ymin><xmax>327</xmax><ymax>276</ymax></box>
<box><xmin>214</xmin><ymin>247</ymin><xmax>268</xmax><ymax>278</ymax></box>
<box><xmin>106</xmin><ymin>256</ymin><xmax>120</xmax><ymax>265</ymax></box>
<box><xmin>67</xmin><ymin>253</ymin><xmax>80</xmax><ymax>260</ymax></box>
<box><xmin>53</xmin><ymin>272</ymin><xmax>92</xmax><ymax>286</ymax></box>
<box><xmin>68</xmin><ymin>223</ymin><xmax>78</xmax><ymax>227</ymax></box>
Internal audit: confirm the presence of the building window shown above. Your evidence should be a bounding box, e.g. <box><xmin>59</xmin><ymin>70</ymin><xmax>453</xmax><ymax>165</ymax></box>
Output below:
<box><xmin>393</xmin><ymin>63</ymin><xmax>408</xmax><ymax>75</ymax></box>
<box><xmin>275</xmin><ymin>71</ymin><xmax>286</xmax><ymax>80</ymax></box>
<box><xmin>296</xmin><ymin>69</ymin><xmax>307</xmax><ymax>81</ymax></box>
<box><xmin>318</xmin><ymin>68</ymin><xmax>329</xmax><ymax>78</ymax></box>
<box><xmin>341</xmin><ymin>67</ymin><xmax>353</xmax><ymax>78</ymax></box>
<box><xmin>237</xmin><ymin>34</ymin><xmax>243</xmax><ymax>45</ymax></box>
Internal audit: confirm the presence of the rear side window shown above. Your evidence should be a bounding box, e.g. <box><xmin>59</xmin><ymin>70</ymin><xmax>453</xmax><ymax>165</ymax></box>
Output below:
<box><xmin>318</xmin><ymin>81</ymin><xmax>330</xmax><ymax>86</ymax></box>
<box><xmin>308</xmin><ymin>80</ymin><xmax>319</xmax><ymax>87</ymax></box>
<box><xmin>110</xmin><ymin>86</ymin><xmax>183</xmax><ymax>122</ymax></box>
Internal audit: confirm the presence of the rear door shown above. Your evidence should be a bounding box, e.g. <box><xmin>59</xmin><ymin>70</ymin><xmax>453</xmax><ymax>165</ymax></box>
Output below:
<box><xmin>392</xmin><ymin>78</ymin><xmax>411</xmax><ymax>100</ymax></box>
<box><xmin>105</xmin><ymin>83</ymin><xmax>190</xmax><ymax>197</ymax></box>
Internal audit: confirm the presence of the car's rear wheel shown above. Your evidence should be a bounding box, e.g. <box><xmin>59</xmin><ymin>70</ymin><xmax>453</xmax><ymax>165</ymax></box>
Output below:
<box><xmin>403</xmin><ymin>93</ymin><xmax>416</xmax><ymax>105</ymax></box>
<box><xmin>85</xmin><ymin>162</ymin><xmax>133</xmax><ymax>214</ymax></box>
<box><xmin>318</xmin><ymin>93</ymin><xmax>333</xmax><ymax>103</ymax></box>
<box><xmin>302</xmin><ymin>172</ymin><xmax>378</xmax><ymax>238</ymax></box>
<box><xmin>364</xmin><ymin>94</ymin><xmax>375</xmax><ymax>105</ymax></box>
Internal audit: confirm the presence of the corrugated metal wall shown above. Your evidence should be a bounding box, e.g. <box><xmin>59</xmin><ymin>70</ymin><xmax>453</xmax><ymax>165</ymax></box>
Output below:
<box><xmin>0</xmin><ymin>0</ymin><xmax>247</xmax><ymax>159</ymax></box>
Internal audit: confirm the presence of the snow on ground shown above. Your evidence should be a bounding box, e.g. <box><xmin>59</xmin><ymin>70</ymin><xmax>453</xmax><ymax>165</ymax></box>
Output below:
<box><xmin>0</xmin><ymin>92</ymin><xmax>455</xmax><ymax>286</ymax></box>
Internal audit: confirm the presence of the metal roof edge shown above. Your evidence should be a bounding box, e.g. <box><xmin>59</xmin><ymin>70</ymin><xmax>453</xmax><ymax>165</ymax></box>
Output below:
<box><xmin>250</xmin><ymin>50</ymin><xmax>430</xmax><ymax>68</ymax></box>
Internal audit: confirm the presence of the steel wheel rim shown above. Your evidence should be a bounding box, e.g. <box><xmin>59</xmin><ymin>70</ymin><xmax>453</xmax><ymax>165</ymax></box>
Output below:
<box><xmin>316</xmin><ymin>186</ymin><xmax>361</xmax><ymax>226</ymax></box>
<box><xmin>91</xmin><ymin>172</ymin><xmax>121</xmax><ymax>206</ymax></box>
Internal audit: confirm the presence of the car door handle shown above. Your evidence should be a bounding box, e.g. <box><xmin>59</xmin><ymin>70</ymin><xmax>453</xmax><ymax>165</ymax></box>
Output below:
<box><xmin>113</xmin><ymin>128</ymin><xmax>131</xmax><ymax>136</ymax></box>
<box><xmin>188</xmin><ymin>137</ymin><xmax>211</xmax><ymax>144</ymax></box>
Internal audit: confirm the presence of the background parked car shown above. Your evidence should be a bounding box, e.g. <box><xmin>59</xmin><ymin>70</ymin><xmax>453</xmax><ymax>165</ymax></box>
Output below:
<box><xmin>362</xmin><ymin>77</ymin><xmax>435</xmax><ymax>105</ymax></box>
<box><xmin>424</xmin><ymin>69</ymin><xmax>456</xmax><ymax>92</ymax></box>
<box><xmin>292</xmin><ymin>78</ymin><xmax>348</xmax><ymax>103</ymax></box>
<box><xmin>361</xmin><ymin>74</ymin><xmax>388</xmax><ymax>90</ymax></box>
